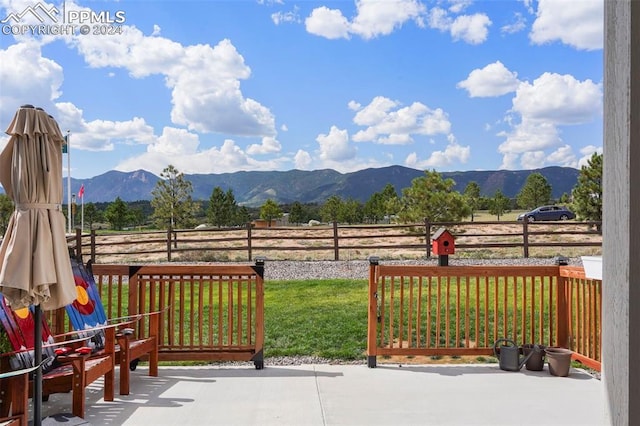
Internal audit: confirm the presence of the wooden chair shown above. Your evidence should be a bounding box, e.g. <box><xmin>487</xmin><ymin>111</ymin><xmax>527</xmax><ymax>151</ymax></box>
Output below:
<box><xmin>67</xmin><ymin>258</ymin><xmax>159</xmax><ymax>395</ymax></box>
<box><xmin>0</xmin><ymin>296</ymin><xmax>115</xmax><ymax>419</ymax></box>
<box><xmin>0</xmin><ymin>364</ymin><xmax>37</xmax><ymax>425</ymax></box>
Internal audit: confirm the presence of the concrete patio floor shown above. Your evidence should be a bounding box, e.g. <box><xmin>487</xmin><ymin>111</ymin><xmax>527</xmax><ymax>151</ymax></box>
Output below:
<box><xmin>33</xmin><ymin>363</ymin><xmax>607</xmax><ymax>426</ymax></box>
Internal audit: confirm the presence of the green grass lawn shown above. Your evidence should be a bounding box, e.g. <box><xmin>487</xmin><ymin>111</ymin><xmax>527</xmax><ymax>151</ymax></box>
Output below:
<box><xmin>262</xmin><ymin>276</ymin><xmax>561</xmax><ymax>361</ymax></box>
<box><xmin>264</xmin><ymin>279</ymin><xmax>369</xmax><ymax>360</ymax></box>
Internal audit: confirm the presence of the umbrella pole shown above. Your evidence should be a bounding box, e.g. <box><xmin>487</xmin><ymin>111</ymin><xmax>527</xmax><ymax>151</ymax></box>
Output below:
<box><xmin>34</xmin><ymin>304</ymin><xmax>43</xmax><ymax>426</ymax></box>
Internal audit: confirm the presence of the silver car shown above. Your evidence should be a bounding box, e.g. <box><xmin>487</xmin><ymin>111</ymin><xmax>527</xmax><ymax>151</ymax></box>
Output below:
<box><xmin>517</xmin><ymin>205</ymin><xmax>575</xmax><ymax>221</ymax></box>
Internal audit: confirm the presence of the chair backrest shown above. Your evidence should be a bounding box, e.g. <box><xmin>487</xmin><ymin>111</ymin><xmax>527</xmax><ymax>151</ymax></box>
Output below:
<box><xmin>0</xmin><ymin>295</ymin><xmax>57</xmax><ymax>372</ymax></box>
<box><xmin>66</xmin><ymin>259</ymin><xmax>109</xmax><ymax>349</ymax></box>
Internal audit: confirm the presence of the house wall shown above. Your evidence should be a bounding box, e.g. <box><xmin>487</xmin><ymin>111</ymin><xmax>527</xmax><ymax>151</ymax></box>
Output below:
<box><xmin>603</xmin><ymin>2</ymin><xmax>640</xmax><ymax>424</ymax></box>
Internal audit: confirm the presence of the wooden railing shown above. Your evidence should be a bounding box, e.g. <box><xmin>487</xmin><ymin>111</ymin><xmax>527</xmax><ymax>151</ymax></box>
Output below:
<box><xmin>559</xmin><ymin>266</ymin><xmax>602</xmax><ymax>371</ymax></box>
<box><xmin>70</xmin><ymin>220</ymin><xmax>602</xmax><ymax>262</ymax></box>
<box><xmin>46</xmin><ymin>260</ymin><xmax>600</xmax><ymax>371</ymax></box>
<box><xmin>51</xmin><ymin>261</ymin><xmax>266</xmax><ymax>368</ymax></box>
<box><xmin>366</xmin><ymin>259</ymin><xmax>602</xmax><ymax>371</ymax></box>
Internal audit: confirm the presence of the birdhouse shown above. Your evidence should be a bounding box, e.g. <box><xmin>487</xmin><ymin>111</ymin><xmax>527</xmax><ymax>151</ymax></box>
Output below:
<box><xmin>432</xmin><ymin>227</ymin><xmax>455</xmax><ymax>255</ymax></box>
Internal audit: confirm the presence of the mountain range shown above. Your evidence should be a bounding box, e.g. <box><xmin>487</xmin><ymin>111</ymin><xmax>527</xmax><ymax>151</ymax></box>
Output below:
<box><xmin>45</xmin><ymin>165</ymin><xmax>579</xmax><ymax>207</ymax></box>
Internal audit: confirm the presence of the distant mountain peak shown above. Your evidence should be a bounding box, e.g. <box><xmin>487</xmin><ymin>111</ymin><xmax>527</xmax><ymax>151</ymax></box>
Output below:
<box><xmin>54</xmin><ymin>166</ymin><xmax>579</xmax><ymax>206</ymax></box>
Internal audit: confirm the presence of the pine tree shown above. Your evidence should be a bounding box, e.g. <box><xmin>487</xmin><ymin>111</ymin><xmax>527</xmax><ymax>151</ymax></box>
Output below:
<box><xmin>571</xmin><ymin>152</ymin><xmax>602</xmax><ymax>224</ymax></box>
<box><xmin>288</xmin><ymin>201</ymin><xmax>306</xmax><ymax>225</ymax></box>
<box><xmin>463</xmin><ymin>181</ymin><xmax>481</xmax><ymax>221</ymax></box>
<box><xmin>207</xmin><ymin>187</ymin><xmax>238</xmax><ymax>227</ymax></box>
<box><xmin>398</xmin><ymin>170</ymin><xmax>470</xmax><ymax>223</ymax></box>
<box><xmin>150</xmin><ymin>165</ymin><xmax>199</xmax><ymax>229</ymax></box>
<box><xmin>320</xmin><ymin>195</ymin><xmax>343</xmax><ymax>223</ymax></box>
<box><xmin>516</xmin><ymin>173</ymin><xmax>552</xmax><ymax>209</ymax></box>
<box><xmin>260</xmin><ymin>199</ymin><xmax>283</xmax><ymax>227</ymax></box>
<box><xmin>104</xmin><ymin>197</ymin><xmax>129</xmax><ymax>230</ymax></box>
<box><xmin>488</xmin><ymin>190</ymin><xmax>511</xmax><ymax>220</ymax></box>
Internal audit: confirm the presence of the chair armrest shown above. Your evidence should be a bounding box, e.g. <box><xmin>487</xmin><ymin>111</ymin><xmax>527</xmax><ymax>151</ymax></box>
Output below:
<box><xmin>0</xmin><ymin>364</ymin><xmax>39</xmax><ymax>379</ymax></box>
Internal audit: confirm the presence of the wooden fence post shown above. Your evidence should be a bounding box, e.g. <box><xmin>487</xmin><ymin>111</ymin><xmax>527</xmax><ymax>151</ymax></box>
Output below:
<box><xmin>425</xmin><ymin>219</ymin><xmax>431</xmax><ymax>258</ymax></box>
<box><xmin>247</xmin><ymin>222</ymin><xmax>252</xmax><ymax>261</ymax></box>
<box><xmin>367</xmin><ymin>256</ymin><xmax>380</xmax><ymax>368</ymax></box>
<box><xmin>522</xmin><ymin>220</ymin><xmax>529</xmax><ymax>258</ymax></box>
<box><xmin>555</xmin><ymin>274</ymin><xmax>570</xmax><ymax>348</ymax></box>
<box><xmin>90</xmin><ymin>229</ymin><xmax>96</xmax><ymax>264</ymax></box>
<box><xmin>167</xmin><ymin>227</ymin><xmax>172</xmax><ymax>262</ymax></box>
<box><xmin>127</xmin><ymin>266</ymin><xmax>141</xmax><ymax>318</ymax></box>
<box><xmin>333</xmin><ymin>221</ymin><xmax>339</xmax><ymax>261</ymax></box>
<box><xmin>75</xmin><ymin>227</ymin><xmax>82</xmax><ymax>261</ymax></box>
<box><xmin>253</xmin><ymin>257</ymin><xmax>265</xmax><ymax>368</ymax></box>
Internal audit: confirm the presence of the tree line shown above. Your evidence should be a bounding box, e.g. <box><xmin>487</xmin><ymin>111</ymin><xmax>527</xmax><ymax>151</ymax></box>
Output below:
<box><xmin>0</xmin><ymin>153</ymin><xmax>603</xmax><ymax>233</ymax></box>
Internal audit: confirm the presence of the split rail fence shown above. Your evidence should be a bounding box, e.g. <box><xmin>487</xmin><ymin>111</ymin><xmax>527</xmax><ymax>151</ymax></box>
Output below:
<box><xmin>70</xmin><ymin>220</ymin><xmax>602</xmax><ymax>262</ymax></box>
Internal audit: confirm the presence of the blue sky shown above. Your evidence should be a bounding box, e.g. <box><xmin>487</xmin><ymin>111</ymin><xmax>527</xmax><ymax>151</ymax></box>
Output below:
<box><xmin>0</xmin><ymin>0</ymin><xmax>603</xmax><ymax>180</ymax></box>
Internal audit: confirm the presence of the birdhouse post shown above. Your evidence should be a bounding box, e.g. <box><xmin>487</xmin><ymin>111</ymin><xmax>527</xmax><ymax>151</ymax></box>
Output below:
<box><xmin>432</xmin><ymin>227</ymin><xmax>455</xmax><ymax>266</ymax></box>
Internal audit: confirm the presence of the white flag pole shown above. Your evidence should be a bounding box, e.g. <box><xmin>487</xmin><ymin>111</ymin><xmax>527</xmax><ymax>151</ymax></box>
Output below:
<box><xmin>66</xmin><ymin>130</ymin><xmax>71</xmax><ymax>234</ymax></box>
<box><xmin>81</xmin><ymin>193</ymin><xmax>84</xmax><ymax>232</ymax></box>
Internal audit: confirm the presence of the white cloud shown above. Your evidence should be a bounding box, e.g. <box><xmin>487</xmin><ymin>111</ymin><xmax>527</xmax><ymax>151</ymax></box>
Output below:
<box><xmin>349</xmin><ymin>0</ymin><xmax>426</xmax><ymax>39</ymax></box>
<box><xmin>577</xmin><ymin>145</ymin><xmax>602</xmax><ymax>167</ymax></box>
<box><xmin>0</xmin><ymin>43</ymin><xmax>162</xmax><ymax>155</ymax></box>
<box><xmin>450</xmin><ymin>13</ymin><xmax>491</xmax><ymax>44</ymax></box>
<box><xmin>498</xmin><ymin>119</ymin><xmax>561</xmax><ymax>155</ymax></box>
<box><xmin>0</xmin><ymin>43</ymin><xmax>63</xmax><ymax>125</ymax></box>
<box><xmin>405</xmin><ymin>140</ymin><xmax>471</xmax><ymax>169</ymax></box>
<box><xmin>348</xmin><ymin>100</ymin><xmax>361</xmax><ymax>111</ymax></box>
<box><xmin>116</xmin><ymin>136</ymin><xmax>287</xmax><ymax>175</ymax></box>
<box><xmin>457</xmin><ymin>61</ymin><xmax>520</xmax><ymax>97</ymax></box>
<box><xmin>352</xmin><ymin>96</ymin><xmax>399</xmax><ymax>126</ymax></box>
<box><xmin>500</xmin><ymin>152</ymin><xmax>519</xmax><ymax>170</ymax></box>
<box><xmin>147</xmin><ymin>127</ymin><xmax>199</xmax><ymax>155</ymax></box>
<box><xmin>448</xmin><ymin>0</ymin><xmax>472</xmax><ymax>14</ymax></box>
<box><xmin>294</xmin><ymin>149</ymin><xmax>312</xmax><ymax>170</ymax></box>
<box><xmin>501</xmin><ymin>12</ymin><xmax>526</xmax><ymax>34</ymax></box>
<box><xmin>271</xmin><ymin>6</ymin><xmax>301</xmax><ymax>25</ymax></box>
<box><xmin>530</xmin><ymin>0</ymin><xmax>603</xmax><ymax>50</ymax></box>
<box><xmin>520</xmin><ymin>150</ymin><xmax>546</xmax><ymax>169</ymax></box>
<box><xmin>68</xmin><ymin>20</ymin><xmax>276</xmax><ymax>137</ymax></box>
<box><xmin>427</xmin><ymin>7</ymin><xmax>451</xmax><ymax>31</ymax></box>
<box><xmin>306</xmin><ymin>0</ymin><xmax>425</xmax><ymax>40</ymax></box>
<box><xmin>546</xmin><ymin>144</ymin><xmax>577</xmax><ymax>167</ymax></box>
<box><xmin>246</xmin><ymin>136</ymin><xmax>282</xmax><ymax>155</ymax></box>
<box><xmin>81</xmin><ymin>117</ymin><xmax>156</xmax><ymax>151</ymax></box>
<box><xmin>351</xmin><ymin>96</ymin><xmax>451</xmax><ymax>144</ymax></box>
<box><xmin>305</xmin><ymin>6</ymin><xmax>351</xmax><ymax>39</ymax></box>
<box><xmin>428</xmin><ymin>7</ymin><xmax>491</xmax><ymax>44</ymax></box>
<box><xmin>497</xmin><ymin>72</ymin><xmax>602</xmax><ymax>169</ymax></box>
<box><xmin>512</xmin><ymin>73</ymin><xmax>602</xmax><ymax>124</ymax></box>
<box><xmin>316</xmin><ymin>126</ymin><xmax>356</xmax><ymax>161</ymax></box>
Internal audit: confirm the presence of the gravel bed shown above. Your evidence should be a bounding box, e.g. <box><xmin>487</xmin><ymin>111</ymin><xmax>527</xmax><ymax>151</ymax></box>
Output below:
<box><xmin>262</xmin><ymin>256</ymin><xmax>583</xmax><ymax>281</ymax></box>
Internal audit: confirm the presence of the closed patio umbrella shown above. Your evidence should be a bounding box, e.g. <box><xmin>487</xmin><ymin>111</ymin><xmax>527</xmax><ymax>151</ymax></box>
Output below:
<box><xmin>0</xmin><ymin>105</ymin><xmax>77</xmax><ymax>425</ymax></box>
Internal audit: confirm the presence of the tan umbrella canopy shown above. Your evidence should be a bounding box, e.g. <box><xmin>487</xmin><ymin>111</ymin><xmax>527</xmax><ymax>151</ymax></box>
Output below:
<box><xmin>0</xmin><ymin>105</ymin><xmax>76</xmax><ymax>310</ymax></box>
